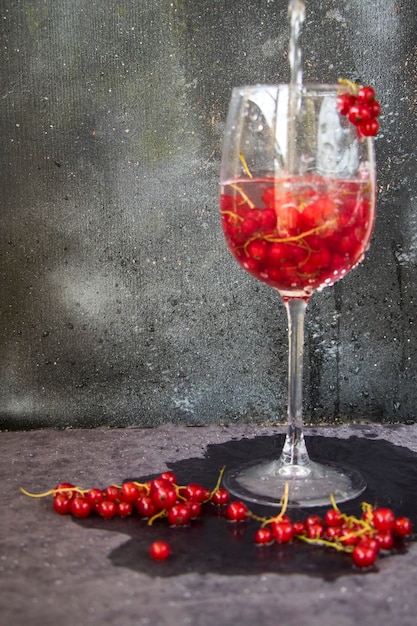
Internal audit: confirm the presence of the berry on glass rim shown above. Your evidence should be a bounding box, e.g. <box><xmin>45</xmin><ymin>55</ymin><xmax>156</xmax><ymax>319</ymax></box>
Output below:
<box><xmin>337</xmin><ymin>79</ymin><xmax>381</xmax><ymax>138</ymax></box>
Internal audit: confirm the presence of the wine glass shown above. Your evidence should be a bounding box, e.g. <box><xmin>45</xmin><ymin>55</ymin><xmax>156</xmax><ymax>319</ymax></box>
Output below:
<box><xmin>219</xmin><ymin>83</ymin><xmax>376</xmax><ymax>507</ymax></box>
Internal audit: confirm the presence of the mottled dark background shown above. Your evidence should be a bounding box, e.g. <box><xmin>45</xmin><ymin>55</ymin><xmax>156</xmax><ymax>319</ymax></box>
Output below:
<box><xmin>1</xmin><ymin>0</ymin><xmax>416</xmax><ymax>429</ymax></box>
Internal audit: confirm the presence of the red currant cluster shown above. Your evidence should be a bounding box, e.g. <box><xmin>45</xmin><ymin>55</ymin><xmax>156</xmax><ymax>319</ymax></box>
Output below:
<box><xmin>336</xmin><ymin>81</ymin><xmax>381</xmax><ymax>138</ymax></box>
<box><xmin>250</xmin><ymin>498</ymin><xmax>412</xmax><ymax>569</ymax></box>
<box><xmin>21</xmin><ymin>472</ymin><xmax>413</xmax><ymax>569</ymax></box>
<box><xmin>20</xmin><ymin>471</ymin><xmax>230</xmax><ymax>560</ymax></box>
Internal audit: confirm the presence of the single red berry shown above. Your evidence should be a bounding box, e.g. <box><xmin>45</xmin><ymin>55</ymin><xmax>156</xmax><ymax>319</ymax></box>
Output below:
<box><xmin>306</xmin><ymin>523</ymin><xmax>325</xmax><ymax>540</ymax></box>
<box><xmin>160</xmin><ymin>471</ymin><xmax>177</xmax><ymax>484</ymax></box>
<box><xmin>211</xmin><ymin>488</ymin><xmax>230</xmax><ymax>506</ymax></box>
<box><xmin>187</xmin><ymin>500</ymin><xmax>202</xmax><ymax>519</ymax></box>
<box><xmin>151</xmin><ymin>485</ymin><xmax>177</xmax><ymax>510</ymax></box>
<box><xmin>246</xmin><ymin>239</ymin><xmax>268</xmax><ymax>262</ymax></box>
<box><xmin>338</xmin><ymin>527</ymin><xmax>361</xmax><ymax>547</ymax></box>
<box><xmin>97</xmin><ymin>499</ymin><xmax>117</xmax><ymax>520</ymax></box>
<box><xmin>348</xmin><ymin>103</ymin><xmax>371</xmax><ymax>125</ymax></box>
<box><xmin>180</xmin><ymin>483</ymin><xmax>207</xmax><ymax>503</ymax></box>
<box><xmin>375</xmin><ymin>530</ymin><xmax>394</xmax><ymax>551</ymax></box>
<box><xmin>358</xmin><ymin>118</ymin><xmax>379</xmax><ymax>137</ymax></box>
<box><xmin>292</xmin><ymin>521</ymin><xmax>306</xmax><ymax>535</ymax></box>
<box><xmin>149</xmin><ymin>540</ymin><xmax>171</xmax><ymax>561</ymax></box>
<box><xmin>53</xmin><ymin>493</ymin><xmax>72</xmax><ymax>515</ymax></box>
<box><xmin>86</xmin><ymin>488</ymin><xmax>104</xmax><ymax>507</ymax></box>
<box><xmin>70</xmin><ymin>496</ymin><xmax>92</xmax><ymax>519</ymax></box>
<box><xmin>325</xmin><ymin>526</ymin><xmax>342</xmax><ymax>540</ymax></box>
<box><xmin>352</xmin><ymin>539</ymin><xmax>378</xmax><ymax>568</ymax></box>
<box><xmin>121</xmin><ymin>482</ymin><xmax>143</xmax><ymax>502</ymax></box>
<box><xmin>393</xmin><ymin>516</ymin><xmax>413</xmax><ymax>537</ymax></box>
<box><xmin>226</xmin><ymin>500</ymin><xmax>248</xmax><ymax>522</ymax></box>
<box><xmin>372</xmin><ymin>507</ymin><xmax>396</xmax><ymax>531</ymax></box>
<box><xmin>149</xmin><ymin>477</ymin><xmax>173</xmax><ymax>494</ymax></box>
<box><xmin>167</xmin><ymin>503</ymin><xmax>192</xmax><ymax>527</ymax></box>
<box><xmin>305</xmin><ymin>514</ymin><xmax>323</xmax><ymax>527</ymax></box>
<box><xmin>136</xmin><ymin>496</ymin><xmax>160</xmax><ymax>518</ymax></box>
<box><xmin>336</xmin><ymin>92</ymin><xmax>356</xmax><ymax>115</ymax></box>
<box><xmin>270</xmin><ymin>520</ymin><xmax>294</xmax><ymax>544</ymax></box>
<box><xmin>357</xmin><ymin>85</ymin><xmax>376</xmax><ymax>104</ymax></box>
<box><xmin>254</xmin><ymin>527</ymin><xmax>273</xmax><ymax>545</ymax></box>
<box><xmin>117</xmin><ymin>501</ymin><xmax>133</xmax><ymax>518</ymax></box>
<box><xmin>54</xmin><ymin>482</ymin><xmax>76</xmax><ymax>499</ymax></box>
<box><xmin>368</xmin><ymin>100</ymin><xmax>381</xmax><ymax>118</ymax></box>
<box><xmin>324</xmin><ymin>509</ymin><xmax>344</xmax><ymax>527</ymax></box>
<box><xmin>104</xmin><ymin>485</ymin><xmax>121</xmax><ymax>502</ymax></box>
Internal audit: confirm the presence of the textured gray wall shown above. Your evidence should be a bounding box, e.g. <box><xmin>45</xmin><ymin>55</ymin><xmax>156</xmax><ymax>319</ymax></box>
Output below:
<box><xmin>1</xmin><ymin>0</ymin><xmax>416</xmax><ymax>429</ymax></box>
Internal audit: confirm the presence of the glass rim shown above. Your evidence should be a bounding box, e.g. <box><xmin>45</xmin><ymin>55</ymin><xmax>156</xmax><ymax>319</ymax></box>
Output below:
<box><xmin>231</xmin><ymin>82</ymin><xmax>347</xmax><ymax>94</ymax></box>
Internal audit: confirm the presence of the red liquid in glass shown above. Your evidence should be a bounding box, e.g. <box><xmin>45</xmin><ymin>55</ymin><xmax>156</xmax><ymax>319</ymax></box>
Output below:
<box><xmin>220</xmin><ymin>175</ymin><xmax>374</xmax><ymax>297</ymax></box>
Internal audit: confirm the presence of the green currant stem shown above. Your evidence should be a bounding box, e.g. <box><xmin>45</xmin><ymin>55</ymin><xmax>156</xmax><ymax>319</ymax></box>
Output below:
<box><xmin>278</xmin><ymin>298</ymin><xmax>311</xmax><ymax>477</ymax></box>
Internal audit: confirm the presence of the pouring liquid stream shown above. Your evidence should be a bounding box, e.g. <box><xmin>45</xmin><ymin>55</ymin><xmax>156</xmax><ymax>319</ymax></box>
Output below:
<box><xmin>287</xmin><ymin>0</ymin><xmax>305</xmax><ymax>174</ymax></box>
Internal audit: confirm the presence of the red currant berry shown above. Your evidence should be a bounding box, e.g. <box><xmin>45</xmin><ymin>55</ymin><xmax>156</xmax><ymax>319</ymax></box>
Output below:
<box><xmin>292</xmin><ymin>521</ymin><xmax>306</xmax><ymax>536</ymax></box>
<box><xmin>254</xmin><ymin>527</ymin><xmax>273</xmax><ymax>545</ymax></box>
<box><xmin>70</xmin><ymin>496</ymin><xmax>92</xmax><ymax>519</ymax></box>
<box><xmin>117</xmin><ymin>501</ymin><xmax>133</xmax><ymax>518</ymax></box>
<box><xmin>348</xmin><ymin>104</ymin><xmax>371</xmax><ymax>125</ymax></box>
<box><xmin>135</xmin><ymin>496</ymin><xmax>159</xmax><ymax>518</ymax></box>
<box><xmin>54</xmin><ymin>482</ymin><xmax>76</xmax><ymax>499</ymax></box>
<box><xmin>372</xmin><ymin>507</ymin><xmax>396</xmax><ymax>531</ymax></box>
<box><xmin>187</xmin><ymin>500</ymin><xmax>202</xmax><ymax>519</ymax></box>
<box><xmin>305</xmin><ymin>514</ymin><xmax>323</xmax><ymax>527</ymax></box>
<box><xmin>86</xmin><ymin>488</ymin><xmax>104</xmax><ymax>507</ymax></box>
<box><xmin>226</xmin><ymin>500</ymin><xmax>248</xmax><ymax>522</ymax></box>
<box><xmin>270</xmin><ymin>520</ymin><xmax>294</xmax><ymax>544</ymax></box>
<box><xmin>121</xmin><ymin>482</ymin><xmax>143</xmax><ymax>502</ymax></box>
<box><xmin>375</xmin><ymin>530</ymin><xmax>394</xmax><ymax>551</ymax></box>
<box><xmin>211</xmin><ymin>488</ymin><xmax>230</xmax><ymax>506</ymax></box>
<box><xmin>357</xmin><ymin>85</ymin><xmax>376</xmax><ymax>104</ymax></box>
<box><xmin>338</xmin><ymin>528</ymin><xmax>360</xmax><ymax>547</ymax></box>
<box><xmin>180</xmin><ymin>483</ymin><xmax>207</xmax><ymax>503</ymax></box>
<box><xmin>149</xmin><ymin>477</ymin><xmax>173</xmax><ymax>493</ymax></box>
<box><xmin>325</xmin><ymin>526</ymin><xmax>342</xmax><ymax>540</ymax></box>
<box><xmin>393</xmin><ymin>516</ymin><xmax>413</xmax><ymax>537</ymax></box>
<box><xmin>306</xmin><ymin>523</ymin><xmax>325</xmax><ymax>540</ymax></box>
<box><xmin>160</xmin><ymin>471</ymin><xmax>177</xmax><ymax>484</ymax></box>
<box><xmin>53</xmin><ymin>493</ymin><xmax>72</xmax><ymax>515</ymax></box>
<box><xmin>369</xmin><ymin>100</ymin><xmax>381</xmax><ymax>118</ymax></box>
<box><xmin>104</xmin><ymin>485</ymin><xmax>121</xmax><ymax>502</ymax></box>
<box><xmin>324</xmin><ymin>509</ymin><xmax>344</xmax><ymax>527</ymax></box>
<box><xmin>149</xmin><ymin>540</ymin><xmax>171</xmax><ymax>560</ymax></box>
<box><xmin>151</xmin><ymin>485</ymin><xmax>177</xmax><ymax>510</ymax></box>
<box><xmin>246</xmin><ymin>239</ymin><xmax>268</xmax><ymax>262</ymax></box>
<box><xmin>336</xmin><ymin>93</ymin><xmax>356</xmax><ymax>115</ymax></box>
<box><xmin>167</xmin><ymin>503</ymin><xmax>192</xmax><ymax>527</ymax></box>
<box><xmin>358</xmin><ymin>118</ymin><xmax>379</xmax><ymax>137</ymax></box>
<box><xmin>352</xmin><ymin>539</ymin><xmax>378</xmax><ymax>568</ymax></box>
<box><xmin>97</xmin><ymin>499</ymin><xmax>117</xmax><ymax>520</ymax></box>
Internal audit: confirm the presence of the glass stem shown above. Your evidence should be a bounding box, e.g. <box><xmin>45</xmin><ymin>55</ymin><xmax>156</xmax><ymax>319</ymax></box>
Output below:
<box><xmin>279</xmin><ymin>297</ymin><xmax>311</xmax><ymax>477</ymax></box>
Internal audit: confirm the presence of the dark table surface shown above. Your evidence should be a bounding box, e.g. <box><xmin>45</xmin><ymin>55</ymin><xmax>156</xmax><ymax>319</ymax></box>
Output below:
<box><xmin>1</xmin><ymin>423</ymin><xmax>417</xmax><ymax>626</ymax></box>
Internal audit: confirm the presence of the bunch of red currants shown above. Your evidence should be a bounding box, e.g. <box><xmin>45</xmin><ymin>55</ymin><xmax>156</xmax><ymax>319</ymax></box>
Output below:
<box><xmin>336</xmin><ymin>83</ymin><xmax>381</xmax><ymax>138</ymax></box>
<box><xmin>21</xmin><ymin>471</ymin><xmax>412</xmax><ymax>569</ymax></box>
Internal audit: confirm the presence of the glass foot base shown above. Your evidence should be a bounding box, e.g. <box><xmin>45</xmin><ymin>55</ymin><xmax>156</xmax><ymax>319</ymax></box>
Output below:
<box><xmin>223</xmin><ymin>458</ymin><xmax>366</xmax><ymax>508</ymax></box>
